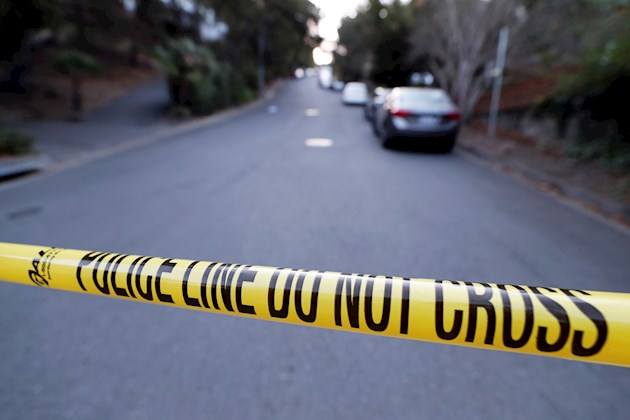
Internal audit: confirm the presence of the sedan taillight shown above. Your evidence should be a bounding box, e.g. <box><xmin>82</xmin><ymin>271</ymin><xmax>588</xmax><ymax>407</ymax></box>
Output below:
<box><xmin>446</xmin><ymin>111</ymin><xmax>460</xmax><ymax>121</ymax></box>
<box><xmin>390</xmin><ymin>109</ymin><xmax>411</xmax><ymax>117</ymax></box>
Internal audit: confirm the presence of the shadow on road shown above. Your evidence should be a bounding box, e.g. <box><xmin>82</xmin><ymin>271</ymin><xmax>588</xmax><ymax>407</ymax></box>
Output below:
<box><xmin>381</xmin><ymin>138</ymin><xmax>458</xmax><ymax>155</ymax></box>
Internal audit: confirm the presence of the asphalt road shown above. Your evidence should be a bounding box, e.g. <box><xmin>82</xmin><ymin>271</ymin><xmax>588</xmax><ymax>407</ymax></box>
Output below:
<box><xmin>1</xmin><ymin>78</ymin><xmax>629</xmax><ymax>419</ymax></box>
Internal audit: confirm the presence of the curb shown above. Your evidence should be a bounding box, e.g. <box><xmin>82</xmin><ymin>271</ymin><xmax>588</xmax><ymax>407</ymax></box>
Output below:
<box><xmin>0</xmin><ymin>154</ymin><xmax>52</xmax><ymax>180</ymax></box>
<box><xmin>458</xmin><ymin>142</ymin><xmax>630</xmax><ymax>227</ymax></box>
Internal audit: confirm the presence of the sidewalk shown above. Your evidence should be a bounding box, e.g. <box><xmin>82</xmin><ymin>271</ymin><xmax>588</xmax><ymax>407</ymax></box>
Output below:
<box><xmin>458</xmin><ymin>124</ymin><xmax>630</xmax><ymax>228</ymax></box>
<box><xmin>0</xmin><ymin>78</ymin><xmax>280</xmax><ymax>180</ymax></box>
<box><xmin>5</xmin><ymin>78</ymin><xmax>170</xmax><ymax>165</ymax></box>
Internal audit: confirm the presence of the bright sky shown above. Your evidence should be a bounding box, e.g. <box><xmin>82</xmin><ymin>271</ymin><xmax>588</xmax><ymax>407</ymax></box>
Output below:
<box><xmin>310</xmin><ymin>0</ymin><xmax>366</xmax><ymax>41</ymax></box>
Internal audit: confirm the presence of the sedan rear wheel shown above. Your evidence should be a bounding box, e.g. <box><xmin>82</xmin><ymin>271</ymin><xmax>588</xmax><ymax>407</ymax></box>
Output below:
<box><xmin>438</xmin><ymin>135</ymin><xmax>456</xmax><ymax>153</ymax></box>
<box><xmin>379</xmin><ymin>126</ymin><xmax>392</xmax><ymax>148</ymax></box>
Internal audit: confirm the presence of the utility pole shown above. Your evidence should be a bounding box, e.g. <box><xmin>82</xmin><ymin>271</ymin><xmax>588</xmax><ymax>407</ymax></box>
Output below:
<box><xmin>487</xmin><ymin>26</ymin><xmax>509</xmax><ymax>140</ymax></box>
<box><xmin>257</xmin><ymin>0</ymin><xmax>266</xmax><ymax>98</ymax></box>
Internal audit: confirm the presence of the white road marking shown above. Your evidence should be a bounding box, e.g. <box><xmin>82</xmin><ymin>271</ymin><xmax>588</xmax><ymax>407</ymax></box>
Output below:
<box><xmin>305</xmin><ymin>138</ymin><xmax>333</xmax><ymax>148</ymax></box>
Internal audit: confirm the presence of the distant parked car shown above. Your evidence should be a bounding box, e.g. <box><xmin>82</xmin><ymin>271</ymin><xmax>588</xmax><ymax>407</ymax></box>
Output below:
<box><xmin>318</xmin><ymin>67</ymin><xmax>333</xmax><ymax>89</ymax></box>
<box><xmin>364</xmin><ymin>87</ymin><xmax>392</xmax><ymax>124</ymax></box>
<box><xmin>374</xmin><ymin>87</ymin><xmax>460</xmax><ymax>152</ymax></box>
<box><xmin>342</xmin><ymin>82</ymin><xmax>369</xmax><ymax>105</ymax></box>
<box><xmin>332</xmin><ymin>80</ymin><xmax>345</xmax><ymax>91</ymax></box>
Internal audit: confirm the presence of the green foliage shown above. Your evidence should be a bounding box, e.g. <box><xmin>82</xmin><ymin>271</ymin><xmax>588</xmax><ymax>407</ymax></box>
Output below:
<box><xmin>0</xmin><ymin>0</ymin><xmax>58</xmax><ymax>61</ymax></box>
<box><xmin>168</xmin><ymin>105</ymin><xmax>192</xmax><ymax>118</ymax></box>
<box><xmin>565</xmin><ymin>137</ymin><xmax>630</xmax><ymax>171</ymax></box>
<box><xmin>3</xmin><ymin>0</ymin><xmax>317</xmax><ymax>118</ymax></box>
<box><xmin>61</xmin><ymin>1</ymin><xmax>139</xmax><ymax>54</ymax></box>
<box><xmin>154</xmin><ymin>38</ymin><xmax>252</xmax><ymax>116</ymax></box>
<box><xmin>265</xmin><ymin>0</ymin><xmax>318</xmax><ymax>76</ymax></box>
<box><xmin>207</xmin><ymin>0</ymin><xmax>318</xmax><ymax>90</ymax></box>
<box><xmin>535</xmin><ymin>4</ymin><xmax>630</xmax><ymax>136</ymax></box>
<box><xmin>0</xmin><ymin>129</ymin><xmax>35</xmax><ymax>156</ymax></box>
<box><xmin>552</xmin><ymin>7</ymin><xmax>630</xmax><ymax>103</ymax></box>
<box><xmin>523</xmin><ymin>0</ymin><xmax>607</xmax><ymax>66</ymax></box>
<box><xmin>135</xmin><ymin>0</ymin><xmax>172</xmax><ymax>41</ymax></box>
<box><xmin>336</xmin><ymin>11</ymin><xmax>373</xmax><ymax>81</ymax></box>
<box><xmin>53</xmin><ymin>49</ymin><xmax>101</xmax><ymax>77</ymax></box>
<box><xmin>533</xmin><ymin>3</ymin><xmax>630</xmax><ymax>170</ymax></box>
<box><xmin>191</xmin><ymin>61</ymin><xmax>252</xmax><ymax>115</ymax></box>
<box><xmin>336</xmin><ymin>0</ymin><xmax>419</xmax><ymax>85</ymax></box>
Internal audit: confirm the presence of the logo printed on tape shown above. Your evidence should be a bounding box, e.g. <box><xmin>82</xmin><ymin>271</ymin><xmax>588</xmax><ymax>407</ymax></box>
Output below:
<box><xmin>28</xmin><ymin>248</ymin><xmax>62</xmax><ymax>287</ymax></box>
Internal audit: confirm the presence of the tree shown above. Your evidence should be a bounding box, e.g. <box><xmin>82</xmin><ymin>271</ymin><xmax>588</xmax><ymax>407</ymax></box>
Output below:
<box><xmin>264</xmin><ymin>0</ymin><xmax>319</xmax><ymax>76</ymax></box>
<box><xmin>519</xmin><ymin>0</ymin><xmax>611</xmax><ymax>68</ymax></box>
<box><xmin>336</xmin><ymin>0</ymin><xmax>418</xmax><ymax>85</ymax></box>
<box><xmin>0</xmin><ymin>0</ymin><xmax>54</xmax><ymax>62</ymax></box>
<box><xmin>0</xmin><ymin>0</ymin><xmax>58</xmax><ymax>92</ymax></box>
<box><xmin>410</xmin><ymin>0</ymin><xmax>527</xmax><ymax>119</ymax></box>
<box><xmin>534</xmin><ymin>1</ymin><xmax>630</xmax><ymax>164</ymax></box>
<box><xmin>153</xmin><ymin>37</ymin><xmax>250</xmax><ymax>115</ymax></box>
<box><xmin>336</xmin><ymin>11</ymin><xmax>374</xmax><ymax>81</ymax></box>
<box><xmin>54</xmin><ymin>49</ymin><xmax>101</xmax><ymax>120</ymax></box>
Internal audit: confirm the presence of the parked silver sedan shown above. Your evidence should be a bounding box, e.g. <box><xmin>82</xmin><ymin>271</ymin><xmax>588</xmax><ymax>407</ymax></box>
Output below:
<box><xmin>374</xmin><ymin>87</ymin><xmax>460</xmax><ymax>152</ymax></box>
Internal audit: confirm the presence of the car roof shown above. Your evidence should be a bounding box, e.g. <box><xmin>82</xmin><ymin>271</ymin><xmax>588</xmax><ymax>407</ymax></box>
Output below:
<box><xmin>389</xmin><ymin>87</ymin><xmax>455</xmax><ymax>111</ymax></box>
<box><xmin>393</xmin><ymin>87</ymin><xmax>447</xmax><ymax>97</ymax></box>
<box><xmin>345</xmin><ymin>82</ymin><xmax>367</xmax><ymax>89</ymax></box>
<box><xmin>374</xmin><ymin>87</ymin><xmax>392</xmax><ymax>95</ymax></box>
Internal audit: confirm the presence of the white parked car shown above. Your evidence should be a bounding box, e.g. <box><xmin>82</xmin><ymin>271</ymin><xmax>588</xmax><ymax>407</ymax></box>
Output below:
<box><xmin>332</xmin><ymin>80</ymin><xmax>345</xmax><ymax>91</ymax></box>
<box><xmin>342</xmin><ymin>82</ymin><xmax>368</xmax><ymax>105</ymax></box>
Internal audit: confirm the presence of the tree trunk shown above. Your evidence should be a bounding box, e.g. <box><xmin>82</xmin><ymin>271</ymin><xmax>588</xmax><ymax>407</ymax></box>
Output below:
<box><xmin>71</xmin><ymin>76</ymin><xmax>83</xmax><ymax>121</ymax></box>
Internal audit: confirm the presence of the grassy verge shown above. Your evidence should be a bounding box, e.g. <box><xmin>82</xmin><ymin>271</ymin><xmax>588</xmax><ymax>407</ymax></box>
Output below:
<box><xmin>0</xmin><ymin>129</ymin><xmax>35</xmax><ymax>156</ymax></box>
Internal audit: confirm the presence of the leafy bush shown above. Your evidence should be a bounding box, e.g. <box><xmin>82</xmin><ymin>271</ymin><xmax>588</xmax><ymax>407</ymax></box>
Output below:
<box><xmin>153</xmin><ymin>38</ymin><xmax>253</xmax><ymax>116</ymax></box>
<box><xmin>54</xmin><ymin>49</ymin><xmax>102</xmax><ymax>77</ymax></box>
<box><xmin>190</xmin><ymin>73</ymin><xmax>218</xmax><ymax>115</ymax></box>
<box><xmin>0</xmin><ymin>129</ymin><xmax>35</xmax><ymax>156</ymax></box>
<box><xmin>532</xmin><ymin>10</ymin><xmax>630</xmax><ymax>170</ymax></box>
<box><xmin>225</xmin><ymin>64</ymin><xmax>256</xmax><ymax>106</ymax></box>
<box><xmin>53</xmin><ymin>48</ymin><xmax>102</xmax><ymax>117</ymax></box>
<box><xmin>168</xmin><ymin>105</ymin><xmax>192</xmax><ymax>118</ymax></box>
<box><xmin>565</xmin><ymin>135</ymin><xmax>630</xmax><ymax>171</ymax></box>
<box><xmin>546</xmin><ymin>6</ymin><xmax>628</xmax><ymax>120</ymax></box>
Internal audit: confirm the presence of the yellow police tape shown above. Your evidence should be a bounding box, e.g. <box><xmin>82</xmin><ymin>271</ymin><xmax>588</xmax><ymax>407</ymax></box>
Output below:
<box><xmin>0</xmin><ymin>242</ymin><xmax>628</xmax><ymax>367</ymax></box>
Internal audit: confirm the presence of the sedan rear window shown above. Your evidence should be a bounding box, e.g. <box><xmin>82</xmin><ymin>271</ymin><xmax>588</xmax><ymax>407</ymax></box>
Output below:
<box><xmin>399</xmin><ymin>90</ymin><xmax>451</xmax><ymax>107</ymax></box>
